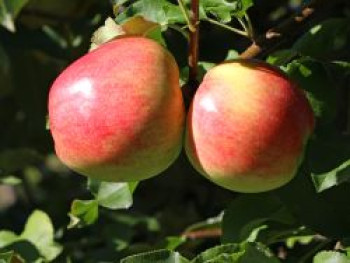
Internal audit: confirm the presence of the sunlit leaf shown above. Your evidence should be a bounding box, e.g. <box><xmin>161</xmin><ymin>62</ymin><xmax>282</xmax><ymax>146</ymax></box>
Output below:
<box><xmin>68</xmin><ymin>200</ymin><xmax>99</xmax><ymax>228</ymax></box>
<box><xmin>313</xmin><ymin>251</ymin><xmax>350</xmax><ymax>263</ymax></box>
<box><xmin>20</xmin><ymin>210</ymin><xmax>62</xmax><ymax>261</ymax></box>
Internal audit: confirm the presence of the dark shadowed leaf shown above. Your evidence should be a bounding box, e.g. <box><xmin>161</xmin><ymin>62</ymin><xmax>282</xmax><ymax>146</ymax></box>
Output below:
<box><xmin>0</xmin><ymin>43</ymin><xmax>12</xmax><ymax>98</ymax></box>
<box><xmin>285</xmin><ymin>58</ymin><xmax>338</xmax><ymax>126</ymax></box>
<box><xmin>274</xmin><ymin>163</ymin><xmax>350</xmax><ymax>238</ymax></box>
<box><xmin>0</xmin><ymin>149</ymin><xmax>42</xmax><ymax>176</ymax></box>
<box><xmin>0</xmin><ymin>251</ymin><xmax>21</xmax><ymax>263</ymax></box>
<box><xmin>4</xmin><ymin>241</ymin><xmax>40</xmax><ymax>262</ymax></box>
<box><xmin>266</xmin><ymin>49</ymin><xmax>298</xmax><ymax>66</ymax></box>
<box><xmin>222</xmin><ymin>193</ymin><xmax>296</xmax><ymax>244</ymax></box>
<box><xmin>308</xmin><ymin>133</ymin><xmax>350</xmax><ymax>192</ymax></box>
<box><xmin>293</xmin><ymin>18</ymin><xmax>350</xmax><ymax>60</ymax></box>
<box><xmin>0</xmin><ymin>211</ymin><xmax>62</xmax><ymax>261</ymax></box>
<box><xmin>192</xmin><ymin>242</ymin><xmax>280</xmax><ymax>263</ymax></box>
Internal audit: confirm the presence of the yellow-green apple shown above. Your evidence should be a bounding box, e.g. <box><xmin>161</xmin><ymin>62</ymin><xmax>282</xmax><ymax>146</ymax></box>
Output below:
<box><xmin>185</xmin><ymin>59</ymin><xmax>314</xmax><ymax>193</ymax></box>
<box><xmin>48</xmin><ymin>37</ymin><xmax>185</xmax><ymax>182</ymax></box>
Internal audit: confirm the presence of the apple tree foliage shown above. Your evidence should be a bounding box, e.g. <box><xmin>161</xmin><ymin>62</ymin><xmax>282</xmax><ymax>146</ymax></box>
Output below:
<box><xmin>0</xmin><ymin>0</ymin><xmax>350</xmax><ymax>262</ymax></box>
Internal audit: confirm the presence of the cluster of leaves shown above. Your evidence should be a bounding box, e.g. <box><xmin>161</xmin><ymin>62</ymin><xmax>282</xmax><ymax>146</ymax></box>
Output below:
<box><xmin>0</xmin><ymin>0</ymin><xmax>350</xmax><ymax>262</ymax></box>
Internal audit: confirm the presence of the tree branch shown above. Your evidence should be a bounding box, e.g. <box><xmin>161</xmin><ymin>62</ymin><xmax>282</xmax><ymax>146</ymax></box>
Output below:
<box><xmin>240</xmin><ymin>0</ymin><xmax>341</xmax><ymax>59</ymax></box>
<box><xmin>182</xmin><ymin>0</ymin><xmax>200</xmax><ymax>108</ymax></box>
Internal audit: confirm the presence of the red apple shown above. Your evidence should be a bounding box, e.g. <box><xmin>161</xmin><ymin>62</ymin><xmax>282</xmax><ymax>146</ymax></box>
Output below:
<box><xmin>48</xmin><ymin>37</ymin><xmax>185</xmax><ymax>182</ymax></box>
<box><xmin>185</xmin><ymin>60</ymin><xmax>314</xmax><ymax>193</ymax></box>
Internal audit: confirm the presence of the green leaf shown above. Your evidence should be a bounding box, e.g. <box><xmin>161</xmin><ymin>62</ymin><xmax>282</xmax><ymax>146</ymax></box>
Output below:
<box><xmin>0</xmin><ymin>251</ymin><xmax>12</xmax><ymax>263</ymax></box>
<box><xmin>107</xmin><ymin>212</ymin><xmax>160</xmax><ymax>231</ymax></box>
<box><xmin>4</xmin><ymin>241</ymin><xmax>40</xmax><ymax>262</ymax></box>
<box><xmin>145</xmin><ymin>26</ymin><xmax>166</xmax><ymax>47</ymax></box>
<box><xmin>293</xmin><ymin>18</ymin><xmax>350</xmax><ymax>60</ymax></box>
<box><xmin>285</xmin><ymin>234</ymin><xmax>314</xmax><ymax>249</ymax></box>
<box><xmin>307</xmin><ymin>133</ymin><xmax>350</xmax><ymax>192</ymax></box>
<box><xmin>222</xmin><ymin>193</ymin><xmax>296</xmax><ymax>244</ymax></box>
<box><xmin>0</xmin><ymin>176</ymin><xmax>22</xmax><ymax>186</ymax></box>
<box><xmin>274</xmin><ymin>163</ymin><xmax>350</xmax><ymax>238</ymax></box>
<box><xmin>96</xmin><ymin>181</ymin><xmax>138</xmax><ymax>210</ymax></box>
<box><xmin>20</xmin><ymin>210</ymin><xmax>62</xmax><ymax>261</ymax></box>
<box><xmin>0</xmin><ymin>251</ymin><xmax>12</xmax><ymax>262</ymax></box>
<box><xmin>313</xmin><ymin>251</ymin><xmax>350</xmax><ymax>263</ymax></box>
<box><xmin>311</xmin><ymin>160</ymin><xmax>350</xmax><ymax>193</ymax></box>
<box><xmin>0</xmin><ymin>0</ymin><xmax>29</xmax><ymax>32</ymax></box>
<box><xmin>225</xmin><ymin>50</ymin><xmax>239</xmax><ymax>61</ymax></box>
<box><xmin>285</xmin><ymin>58</ymin><xmax>338</xmax><ymax>126</ymax></box>
<box><xmin>185</xmin><ymin>213</ymin><xmax>223</xmax><ymax>234</ymax></box>
<box><xmin>0</xmin><ymin>231</ymin><xmax>17</xmax><ymax>248</ymax></box>
<box><xmin>238</xmin><ymin>243</ymin><xmax>280</xmax><ymax>263</ymax></box>
<box><xmin>191</xmin><ymin>243</ymin><xmax>241</xmax><ymax>263</ymax></box>
<box><xmin>200</xmin><ymin>0</ymin><xmax>253</xmax><ymax>22</ymax></box>
<box><xmin>116</xmin><ymin>0</ymin><xmax>185</xmax><ymax>27</ymax></box>
<box><xmin>90</xmin><ymin>17</ymin><xmax>125</xmax><ymax>51</ymax></box>
<box><xmin>87</xmin><ymin>178</ymin><xmax>138</xmax><ymax>210</ymax></box>
<box><xmin>121</xmin><ymin>249</ymin><xmax>189</xmax><ymax>263</ymax></box>
<box><xmin>266</xmin><ymin>49</ymin><xmax>298</xmax><ymax>66</ymax></box>
<box><xmin>0</xmin><ymin>251</ymin><xmax>24</xmax><ymax>263</ymax></box>
<box><xmin>68</xmin><ymin>200</ymin><xmax>99</xmax><ymax>228</ymax></box>
<box><xmin>163</xmin><ymin>236</ymin><xmax>187</xmax><ymax>251</ymax></box>
<box><xmin>192</xmin><ymin>243</ymin><xmax>280</xmax><ymax>263</ymax></box>
<box><xmin>113</xmin><ymin>0</ymin><xmax>132</xmax><ymax>6</ymax></box>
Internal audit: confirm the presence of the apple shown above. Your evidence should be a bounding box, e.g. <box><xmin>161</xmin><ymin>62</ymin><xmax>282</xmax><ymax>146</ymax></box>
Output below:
<box><xmin>48</xmin><ymin>36</ymin><xmax>185</xmax><ymax>182</ymax></box>
<box><xmin>185</xmin><ymin>59</ymin><xmax>314</xmax><ymax>193</ymax></box>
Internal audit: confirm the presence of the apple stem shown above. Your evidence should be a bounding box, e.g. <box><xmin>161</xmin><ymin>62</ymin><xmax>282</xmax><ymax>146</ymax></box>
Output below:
<box><xmin>239</xmin><ymin>0</ymin><xmax>340</xmax><ymax>59</ymax></box>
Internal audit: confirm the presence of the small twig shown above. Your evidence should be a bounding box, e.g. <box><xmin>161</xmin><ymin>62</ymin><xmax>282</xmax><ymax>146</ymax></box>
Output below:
<box><xmin>240</xmin><ymin>0</ymin><xmax>339</xmax><ymax>59</ymax></box>
<box><xmin>182</xmin><ymin>228</ymin><xmax>222</xmax><ymax>239</ymax></box>
<box><xmin>237</xmin><ymin>17</ymin><xmax>249</xmax><ymax>34</ymax></box>
<box><xmin>177</xmin><ymin>0</ymin><xmax>195</xmax><ymax>32</ymax></box>
<box><xmin>244</xmin><ymin>13</ymin><xmax>255</xmax><ymax>39</ymax></box>
<box><xmin>188</xmin><ymin>0</ymin><xmax>200</xmax><ymax>86</ymax></box>
<box><xmin>204</xmin><ymin>17</ymin><xmax>249</xmax><ymax>37</ymax></box>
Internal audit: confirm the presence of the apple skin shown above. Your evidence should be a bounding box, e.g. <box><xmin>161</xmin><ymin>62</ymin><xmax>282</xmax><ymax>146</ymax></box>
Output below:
<box><xmin>185</xmin><ymin>59</ymin><xmax>314</xmax><ymax>193</ymax></box>
<box><xmin>48</xmin><ymin>37</ymin><xmax>185</xmax><ymax>182</ymax></box>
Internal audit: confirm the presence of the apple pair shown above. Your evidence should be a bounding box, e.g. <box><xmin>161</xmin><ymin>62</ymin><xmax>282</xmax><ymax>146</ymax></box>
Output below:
<box><xmin>48</xmin><ymin>37</ymin><xmax>314</xmax><ymax>193</ymax></box>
